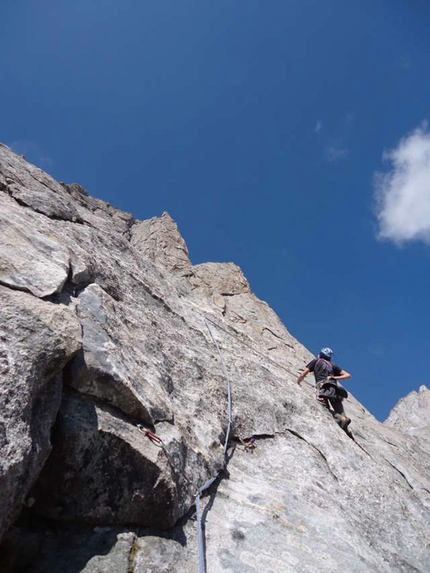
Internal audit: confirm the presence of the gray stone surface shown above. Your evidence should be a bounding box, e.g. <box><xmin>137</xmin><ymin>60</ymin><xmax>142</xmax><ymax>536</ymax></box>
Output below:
<box><xmin>385</xmin><ymin>385</ymin><xmax>430</xmax><ymax>442</ymax></box>
<box><xmin>31</xmin><ymin>394</ymin><xmax>178</xmax><ymax>528</ymax></box>
<box><xmin>0</xmin><ymin>286</ymin><xmax>82</xmax><ymax>540</ymax></box>
<box><xmin>0</xmin><ymin>150</ymin><xmax>81</xmax><ymax>223</ymax></box>
<box><xmin>0</xmin><ymin>527</ymin><xmax>137</xmax><ymax>573</ymax></box>
<box><xmin>0</xmin><ymin>205</ymin><xmax>70</xmax><ymax>297</ymax></box>
<box><xmin>0</xmin><ymin>143</ymin><xmax>429</xmax><ymax>572</ymax></box>
<box><xmin>131</xmin><ymin>212</ymin><xmax>191</xmax><ymax>273</ymax></box>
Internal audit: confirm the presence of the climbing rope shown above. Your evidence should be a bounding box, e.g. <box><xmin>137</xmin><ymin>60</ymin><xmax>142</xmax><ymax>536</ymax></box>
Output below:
<box><xmin>203</xmin><ymin>316</ymin><xmax>232</xmax><ymax>454</ymax></box>
<box><xmin>136</xmin><ymin>314</ymin><xmax>331</xmax><ymax>572</ymax></box>
<box><xmin>194</xmin><ymin>312</ymin><xmax>309</xmax><ymax>572</ymax></box>
<box><xmin>203</xmin><ymin>317</ymin><xmax>364</xmax><ymax>446</ymax></box>
<box><xmin>194</xmin><ymin>316</ymin><xmax>233</xmax><ymax>573</ymax></box>
<box><xmin>194</xmin><ymin>315</ymin><xmax>304</xmax><ymax>571</ymax></box>
<box><xmin>203</xmin><ymin>314</ymin><xmax>314</xmax><ymax>389</ymax></box>
<box><xmin>195</xmin><ymin>490</ymin><xmax>204</xmax><ymax>573</ymax></box>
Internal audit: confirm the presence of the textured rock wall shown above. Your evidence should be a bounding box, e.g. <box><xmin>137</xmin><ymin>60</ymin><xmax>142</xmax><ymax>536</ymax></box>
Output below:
<box><xmin>385</xmin><ymin>385</ymin><xmax>430</xmax><ymax>443</ymax></box>
<box><xmin>0</xmin><ymin>143</ymin><xmax>429</xmax><ymax>573</ymax></box>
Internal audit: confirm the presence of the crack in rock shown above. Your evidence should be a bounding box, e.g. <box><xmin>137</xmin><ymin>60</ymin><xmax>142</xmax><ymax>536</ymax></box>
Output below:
<box><xmin>232</xmin><ymin>430</ymin><xmax>339</xmax><ymax>482</ymax></box>
<box><xmin>262</xmin><ymin>326</ymin><xmax>294</xmax><ymax>348</ymax></box>
<box><xmin>286</xmin><ymin>429</ymin><xmax>339</xmax><ymax>482</ymax></box>
<box><xmin>385</xmin><ymin>459</ymin><xmax>414</xmax><ymax>490</ymax></box>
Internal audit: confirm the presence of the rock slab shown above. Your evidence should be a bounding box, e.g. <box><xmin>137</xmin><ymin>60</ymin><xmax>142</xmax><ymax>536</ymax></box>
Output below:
<box><xmin>0</xmin><ymin>143</ymin><xmax>429</xmax><ymax>572</ymax></box>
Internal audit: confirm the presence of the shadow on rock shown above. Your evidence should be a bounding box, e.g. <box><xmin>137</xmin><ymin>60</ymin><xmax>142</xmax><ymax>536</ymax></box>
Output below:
<box><xmin>0</xmin><ymin>525</ymin><xmax>126</xmax><ymax>573</ymax></box>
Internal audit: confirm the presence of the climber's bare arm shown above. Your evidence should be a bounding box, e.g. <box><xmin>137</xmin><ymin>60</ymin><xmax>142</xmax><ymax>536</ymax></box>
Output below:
<box><xmin>331</xmin><ymin>369</ymin><xmax>351</xmax><ymax>381</ymax></box>
<box><xmin>296</xmin><ymin>367</ymin><xmax>310</xmax><ymax>385</ymax></box>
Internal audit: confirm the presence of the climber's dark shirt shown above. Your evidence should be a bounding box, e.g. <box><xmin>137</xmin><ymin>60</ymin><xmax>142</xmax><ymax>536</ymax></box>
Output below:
<box><xmin>306</xmin><ymin>358</ymin><xmax>343</xmax><ymax>385</ymax></box>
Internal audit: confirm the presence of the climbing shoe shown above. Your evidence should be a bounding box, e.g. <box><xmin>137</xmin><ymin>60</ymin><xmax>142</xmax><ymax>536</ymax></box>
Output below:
<box><xmin>339</xmin><ymin>417</ymin><xmax>351</xmax><ymax>430</ymax></box>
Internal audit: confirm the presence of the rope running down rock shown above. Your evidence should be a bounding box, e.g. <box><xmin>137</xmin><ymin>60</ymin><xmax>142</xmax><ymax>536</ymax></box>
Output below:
<box><xmin>203</xmin><ymin>314</ymin><xmax>314</xmax><ymax>388</ymax></box>
<box><xmin>194</xmin><ymin>316</ymin><xmax>233</xmax><ymax>573</ymax></box>
<box><xmin>196</xmin><ymin>313</ymin><xmax>319</xmax><ymax>573</ymax></box>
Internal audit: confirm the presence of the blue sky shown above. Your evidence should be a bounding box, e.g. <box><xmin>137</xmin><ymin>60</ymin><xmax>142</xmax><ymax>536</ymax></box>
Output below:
<box><xmin>2</xmin><ymin>0</ymin><xmax>430</xmax><ymax>421</ymax></box>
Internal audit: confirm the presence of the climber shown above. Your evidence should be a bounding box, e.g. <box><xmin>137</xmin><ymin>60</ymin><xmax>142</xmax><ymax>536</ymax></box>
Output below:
<box><xmin>296</xmin><ymin>347</ymin><xmax>352</xmax><ymax>431</ymax></box>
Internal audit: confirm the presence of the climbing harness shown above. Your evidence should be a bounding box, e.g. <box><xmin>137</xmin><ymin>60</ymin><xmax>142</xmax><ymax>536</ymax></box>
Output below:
<box><xmin>194</xmin><ymin>315</ymin><xmax>309</xmax><ymax>572</ymax></box>
<box><xmin>191</xmin><ymin>313</ymin><xmax>367</xmax><ymax>572</ymax></box>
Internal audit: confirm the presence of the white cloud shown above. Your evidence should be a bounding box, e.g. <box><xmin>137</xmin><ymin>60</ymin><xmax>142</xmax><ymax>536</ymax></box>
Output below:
<box><xmin>315</xmin><ymin>120</ymin><xmax>323</xmax><ymax>133</ymax></box>
<box><xmin>325</xmin><ymin>146</ymin><xmax>348</xmax><ymax>162</ymax></box>
<box><xmin>374</xmin><ymin>124</ymin><xmax>430</xmax><ymax>245</ymax></box>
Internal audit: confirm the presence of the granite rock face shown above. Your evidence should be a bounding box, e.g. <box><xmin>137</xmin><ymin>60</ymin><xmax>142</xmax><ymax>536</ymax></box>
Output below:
<box><xmin>0</xmin><ymin>203</ymin><xmax>70</xmax><ymax>297</ymax></box>
<box><xmin>0</xmin><ymin>286</ymin><xmax>81</xmax><ymax>541</ymax></box>
<box><xmin>131</xmin><ymin>212</ymin><xmax>191</xmax><ymax>273</ymax></box>
<box><xmin>30</xmin><ymin>394</ymin><xmax>178</xmax><ymax>528</ymax></box>
<box><xmin>0</xmin><ymin>143</ymin><xmax>429</xmax><ymax>573</ymax></box>
<box><xmin>385</xmin><ymin>385</ymin><xmax>430</xmax><ymax>442</ymax></box>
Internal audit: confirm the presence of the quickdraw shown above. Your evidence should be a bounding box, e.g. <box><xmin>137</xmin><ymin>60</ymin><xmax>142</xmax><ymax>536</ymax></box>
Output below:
<box><xmin>136</xmin><ymin>424</ymin><xmax>164</xmax><ymax>447</ymax></box>
<box><xmin>240</xmin><ymin>436</ymin><xmax>256</xmax><ymax>453</ymax></box>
